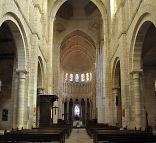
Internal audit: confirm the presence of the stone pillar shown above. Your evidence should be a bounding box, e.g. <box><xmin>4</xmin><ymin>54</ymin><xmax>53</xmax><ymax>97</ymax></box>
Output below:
<box><xmin>28</xmin><ymin>34</ymin><xmax>38</xmax><ymax>128</ymax></box>
<box><xmin>92</xmin><ymin>95</ymin><xmax>96</xmax><ymax>119</ymax></box>
<box><xmin>96</xmin><ymin>39</ymin><xmax>105</xmax><ymax>123</ymax></box>
<box><xmin>62</xmin><ymin>99</ymin><xmax>64</xmax><ymax>120</ymax></box>
<box><xmin>112</xmin><ymin>87</ymin><xmax>121</xmax><ymax>126</ymax></box>
<box><xmin>67</xmin><ymin>99</ymin><xmax>69</xmax><ymax>121</ymax></box>
<box><xmin>85</xmin><ymin>98</ymin><xmax>87</xmax><ymax>122</ymax></box>
<box><xmin>36</xmin><ymin>88</ymin><xmax>44</xmax><ymax>127</ymax></box>
<box><xmin>53</xmin><ymin>101</ymin><xmax>58</xmax><ymax>124</ymax></box>
<box><xmin>89</xmin><ymin>99</ymin><xmax>91</xmax><ymax>120</ymax></box>
<box><xmin>112</xmin><ymin>88</ymin><xmax>118</xmax><ymax>125</ymax></box>
<box><xmin>132</xmin><ymin>71</ymin><xmax>142</xmax><ymax>129</ymax></box>
<box><xmin>96</xmin><ymin>96</ymin><xmax>105</xmax><ymax>123</ymax></box>
<box><xmin>16</xmin><ymin>70</ymin><xmax>27</xmax><ymax>128</ymax></box>
<box><xmin>48</xmin><ymin>18</ymin><xmax>54</xmax><ymax>94</ymax></box>
<box><xmin>58</xmin><ymin>96</ymin><xmax>63</xmax><ymax>119</ymax></box>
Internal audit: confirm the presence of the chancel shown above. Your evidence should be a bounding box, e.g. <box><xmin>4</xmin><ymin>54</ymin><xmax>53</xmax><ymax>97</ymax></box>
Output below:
<box><xmin>1</xmin><ymin>0</ymin><xmax>156</xmax><ymax>143</ymax></box>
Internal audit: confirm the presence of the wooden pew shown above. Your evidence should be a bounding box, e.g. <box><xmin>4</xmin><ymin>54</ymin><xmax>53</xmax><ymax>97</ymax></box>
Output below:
<box><xmin>0</xmin><ymin>128</ymin><xmax>65</xmax><ymax>143</ymax></box>
<box><xmin>93</xmin><ymin>129</ymin><xmax>156</xmax><ymax>143</ymax></box>
<box><xmin>32</xmin><ymin>127</ymin><xmax>67</xmax><ymax>141</ymax></box>
<box><xmin>37</xmin><ymin>123</ymin><xmax>72</xmax><ymax>138</ymax></box>
<box><xmin>86</xmin><ymin>122</ymin><xmax>119</xmax><ymax>138</ymax></box>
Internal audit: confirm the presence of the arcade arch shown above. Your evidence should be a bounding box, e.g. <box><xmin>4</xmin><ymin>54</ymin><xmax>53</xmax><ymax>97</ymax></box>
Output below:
<box><xmin>131</xmin><ymin>21</ymin><xmax>156</xmax><ymax>130</ymax></box>
<box><xmin>112</xmin><ymin>58</ymin><xmax>122</xmax><ymax>127</ymax></box>
<box><xmin>51</xmin><ymin>0</ymin><xmax>106</xmax><ymax>124</ymax></box>
<box><xmin>0</xmin><ymin>19</ymin><xmax>28</xmax><ymax>128</ymax></box>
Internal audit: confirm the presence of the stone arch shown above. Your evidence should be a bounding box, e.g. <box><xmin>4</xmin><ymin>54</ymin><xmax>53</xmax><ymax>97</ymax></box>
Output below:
<box><xmin>129</xmin><ymin>13</ymin><xmax>155</xmax><ymax>71</ymax></box>
<box><xmin>61</xmin><ymin>30</ymin><xmax>96</xmax><ymax>49</ymax></box>
<box><xmin>37</xmin><ymin>56</ymin><xmax>45</xmax><ymax>89</ymax></box>
<box><xmin>132</xmin><ymin>21</ymin><xmax>152</xmax><ymax>71</ymax></box>
<box><xmin>49</xmin><ymin>0</ymin><xmax>107</xmax><ymax>21</ymax></box>
<box><xmin>60</xmin><ymin>30</ymin><xmax>96</xmax><ymax>73</ymax></box>
<box><xmin>112</xmin><ymin>57</ymin><xmax>122</xmax><ymax>127</ymax></box>
<box><xmin>129</xmin><ymin>2</ymin><xmax>156</xmax><ymax>70</ymax></box>
<box><xmin>49</xmin><ymin>0</ymin><xmax>108</xmax><ymax>53</ymax></box>
<box><xmin>129</xmin><ymin>13</ymin><xmax>156</xmax><ymax>129</ymax></box>
<box><xmin>50</xmin><ymin>0</ymin><xmax>109</xmax><ymax>124</ymax></box>
<box><xmin>0</xmin><ymin>13</ymin><xmax>29</xmax><ymax>129</ymax></box>
<box><xmin>0</xmin><ymin>13</ymin><xmax>29</xmax><ymax>71</ymax></box>
<box><xmin>36</xmin><ymin>56</ymin><xmax>45</xmax><ymax>127</ymax></box>
<box><xmin>112</xmin><ymin>57</ymin><xmax>120</xmax><ymax>88</ymax></box>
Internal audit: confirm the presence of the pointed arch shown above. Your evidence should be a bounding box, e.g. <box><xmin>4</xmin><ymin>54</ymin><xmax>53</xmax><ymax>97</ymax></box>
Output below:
<box><xmin>60</xmin><ymin>30</ymin><xmax>96</xmax><ymax>73</ymax></box>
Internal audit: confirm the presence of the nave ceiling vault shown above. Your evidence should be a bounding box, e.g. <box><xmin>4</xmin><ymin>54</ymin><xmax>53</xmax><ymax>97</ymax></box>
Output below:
<box><xmin>60</xmin><ymin>30</ymin><xmax>96</xmax><ymax>73</ymax></box>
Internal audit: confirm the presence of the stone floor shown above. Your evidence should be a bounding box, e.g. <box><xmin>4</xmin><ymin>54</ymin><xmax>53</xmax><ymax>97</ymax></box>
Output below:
<box><xmin>65</xmin><ymin>128</ymin><xmax>93</xmax><ymax>143</ymax></box>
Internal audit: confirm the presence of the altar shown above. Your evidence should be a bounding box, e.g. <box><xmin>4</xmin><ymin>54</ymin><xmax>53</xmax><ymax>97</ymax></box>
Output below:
<box><xmin>73</xmin><ymin>120</ymin><xmax>83</xmax><ymax>127</ymax></box>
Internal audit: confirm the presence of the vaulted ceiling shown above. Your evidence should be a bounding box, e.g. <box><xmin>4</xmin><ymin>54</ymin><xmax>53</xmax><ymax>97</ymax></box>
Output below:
<box><xmin>56</xmin><ymin>0</ymin><xmax>98</xmax><ymax>19</ymax></box>
<box><xmin>57</xmin><ymin>0</ymin><xmax>100</xmax><ymax>73</ymax></box>
<box><xmin>60</xmin><ymin>30</ymin><xmax>95</xmax><ymax>73</ymax></box>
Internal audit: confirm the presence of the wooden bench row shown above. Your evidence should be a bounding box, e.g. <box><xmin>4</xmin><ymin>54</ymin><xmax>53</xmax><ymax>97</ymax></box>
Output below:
<box><xmin>0</xmin><ymin>123</ymin><xmax>72</xmax><ymax>143</ymax></box>
<box><xmin>35</xmin><ymin>123</ymin><xmax>72</xmax><ymax>138</ymax></box>
<box><xmin>86</xmin><ymin>120</ymin><xmax>156</xmax><ymax>143</ymax></box>
<box><xmin>0</xmin><ymin>128</ymin><xmax>65</xmax><ymax>143</ymax></box>
<box><xmin>93</xmin><ymin>129</ymin><xmax>156</xmax><ymax>143</ymax></box>
<box><xmin>86</xmin><ymin>122</ymin><xmax>119</xmax><ymax>138</ymax></box>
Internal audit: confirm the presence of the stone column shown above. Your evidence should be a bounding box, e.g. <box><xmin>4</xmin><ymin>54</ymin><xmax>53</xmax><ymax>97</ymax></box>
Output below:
<box><xmin>92</xmin><ymin>95</ymin><xmax>96</xmax><ymax>119</ymax></box>
<box><xmin>67</xmin><ymin>99</ymin><xmax>69</xmax><ymax>121</ymax></box>
<box><xmin>28</xmin><ymin>34</ymin><xmax>38</xmax><ymax>128</ymax></box>
<box><xmin>112</xmin><ymin>88</ymin><xmax>118</xmax><ymax>125</ymax></box>
<box><xmin>58</xmin><ymin>96</ymin><xmax>63</xmax><ymax>119</ymax></box>
<box><xmin>16</xmin><ymin>70</ymin><xmax>27</xmax><ymax>128</ymax></box>
<box><xmin>96</xmin><ymin>96</ymin><xmax>105</xmax><ymax>123</ymax></box>
<box><xmin>112</xmin><ymin>87</ymin><xmax>121</xmax><ymax>126</ymax></box>
<box><xmin>62</xmin><ymin>99</ymin><xmax>64</xmax><ymax>120</ymax></box>
<box><xmin>84</xmin><ymin>98</ymin><xmax>87</xmax><ymax>122</ymax></box>
<box><xmin>53</xmin><ymin>101</ymin><xmax>58</xmax><ymax>124</ymax></box>
<box><xmin>96</xmin><ymin>39</ymin><xmax>105</xmax><ymax>123</ymax></box>
<box><xmin>36</xmin><ymin>88</ymin><xmax>44</xmax><ymax>127</ymax></box>
<box><xmin>48</xmin><ymin>18</ymin><xmax>54</xmax><ymax>93</ymax></box>
<box><xmin>89</xmin><ymin>99</ymin><xmax>91</xmax><ymax>120</ymax></box>
<box><xmin>132</xmin><ymin>71</ymin><xmax>142</xmax><ymax>129</ymax></box>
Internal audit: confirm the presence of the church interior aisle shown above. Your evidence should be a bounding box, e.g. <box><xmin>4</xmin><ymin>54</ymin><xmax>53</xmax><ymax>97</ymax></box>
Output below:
<box><xmin>65</xmin><ymin>128</ymin><xmax>93</xmax><ymax>143</ymax></box>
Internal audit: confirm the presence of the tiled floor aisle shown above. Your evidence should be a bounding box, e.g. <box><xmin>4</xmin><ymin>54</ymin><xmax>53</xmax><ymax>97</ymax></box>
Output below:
<box><xmin>65</xmin><ymin>128</ymin><xmax>93</xmax><ymax>143</ymax></box>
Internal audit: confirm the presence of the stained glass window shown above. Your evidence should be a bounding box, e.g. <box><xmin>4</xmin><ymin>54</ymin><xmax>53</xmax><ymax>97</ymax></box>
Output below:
<box><xmin>86</xmin><ymin>73</ymin><xmax>89</xmax><ymax>81</ymax></box>
<box><xmin>74</xmin><ymin>105</ymin><xmax>80</xmax><ymax>117</ymax></box>
<box><xmin>69</xmin><ymin>73</ymin><xmax>73</xmax><ymax>81</ymax></box>
<box><xmin>64</xmin><ymin>73</ymin><xmax>68</xmax><ymax>81</ymax></box>
<box><xmin>75</xmin><ymin>74</ymin><xmax>79</xmax><ymax>82</ymax></box>
<box><xmin>81</xmin><ymin>73</ymin><xmax>85</xmax><ymax>82</ymax></box>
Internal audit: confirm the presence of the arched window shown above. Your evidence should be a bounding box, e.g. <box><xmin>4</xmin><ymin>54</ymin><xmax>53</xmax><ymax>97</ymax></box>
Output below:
<box><xmin>75</xmin><ymin>73</ymin><xmax>79</xmax><ymax>82</ymax></box>
<box><xmin>74</xmin><ymin>105</ymin><xmax>80</xmax><ymax>117</ymax></box>
<box><xmin>81</xmin><ymin>73</ymin><xmax>85</xmax><ymax>82</ymax></box>
<box><xmin>69</xmin><ymin>73</ymin><xmax>73</xmax><ymax>81</ymax></box>
<box><xmin>64</xmin><ymin>73</ymin><xmax>68</xmax><ymax>81</ymax></box>
<box><xmin>86</xmin><ymin>73</ymin><xmax>89</xmax><ymax>81</ymax></box>
<box><xmin>90</xmin><ymin>72</ymin><xmax>92</xmax><ymax>81</ymax></box>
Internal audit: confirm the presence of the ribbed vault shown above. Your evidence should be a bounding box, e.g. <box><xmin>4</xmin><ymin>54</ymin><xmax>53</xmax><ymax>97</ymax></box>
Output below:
<box><xmin>60</xmin><ymin>30</ymin><xmax>95</xmax><ymax>73</ymax></box>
